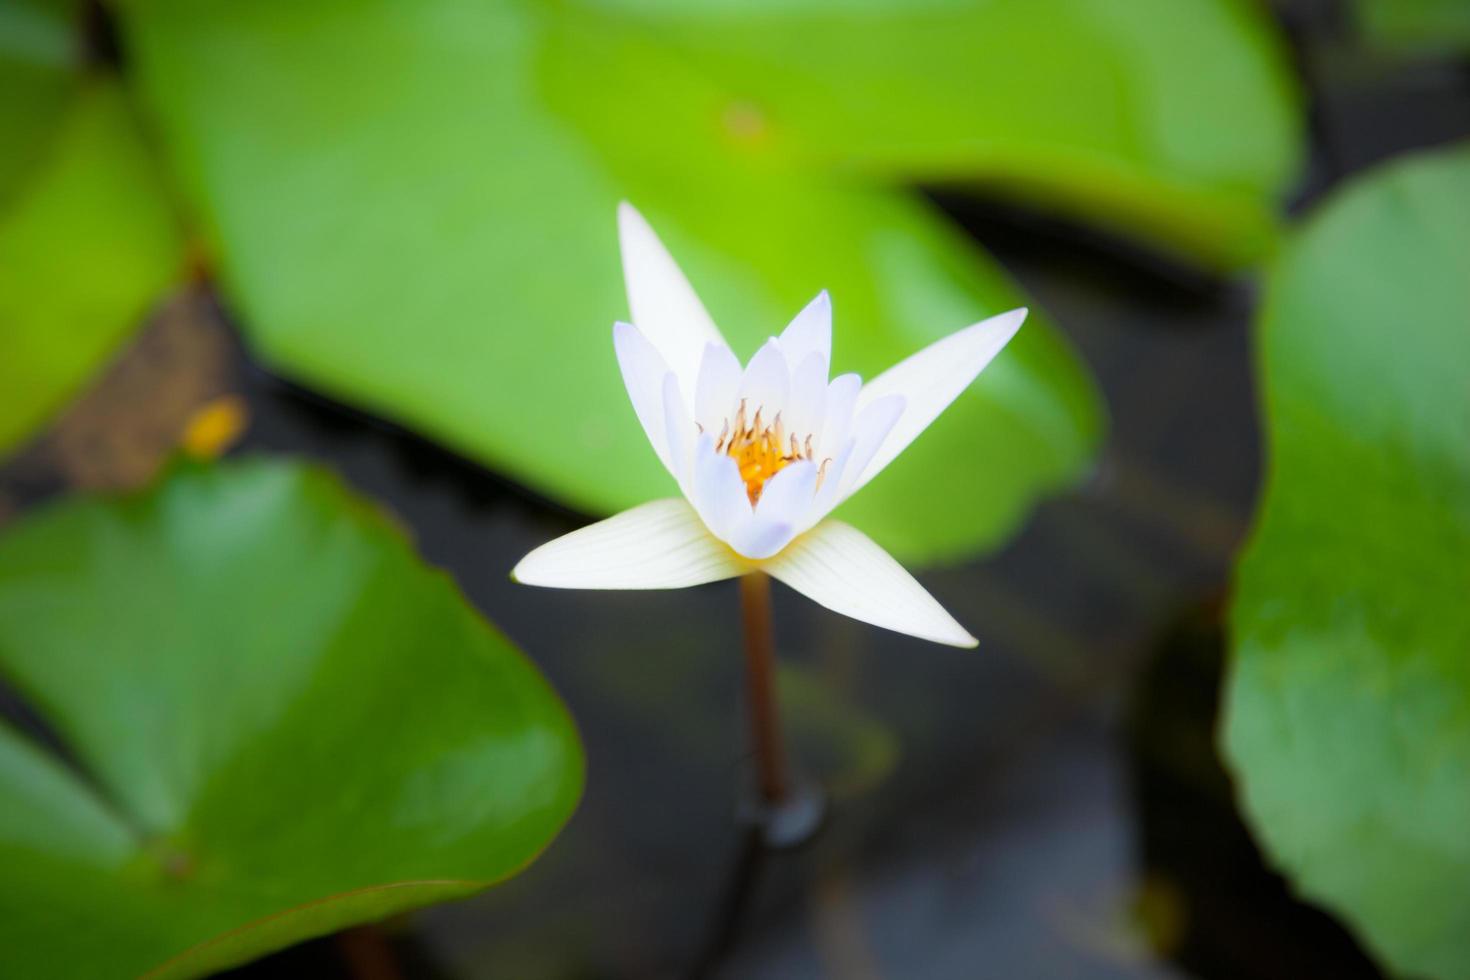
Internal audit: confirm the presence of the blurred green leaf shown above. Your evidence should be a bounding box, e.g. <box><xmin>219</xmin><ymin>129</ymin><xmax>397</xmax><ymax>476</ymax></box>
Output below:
<box><xmin>0</xmin><ymin>458</ymin><xmax>583</xmax><ymax>979</ymax></box>
<box><xmin>1222</xmin><ymin>144</ymin><xmax>1470</xmax><ymax>980</ymax></box>
<box><xmin>123</xmin><ymin>0</ymin><xmax>1107</xmax><ymax>566</ymax></box>
<box><xmin>0</xmin><ymin>0</ymin><xmax>76</xmax><ymax>203</ymax></box>
<box><xmin>0</xmin><ymin>78</ymin><xmax>185</xmax><ymax>455</ymax></box>
<box><xmin>588</xmin><ymin>0</ymin><xmax>1303</xmax><ymax>268</ymax></box>
<box><xmin>1354</xmin><ymin>0</ymin><xmax>1470</xmax><ymax>53</ymax></box>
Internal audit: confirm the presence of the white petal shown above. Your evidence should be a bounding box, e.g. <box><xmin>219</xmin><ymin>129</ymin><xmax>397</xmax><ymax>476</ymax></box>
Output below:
<box><xmin>737</xmin><ymin>338</ymin><xmax>791</xmax><ymax>420</ymax></box>
<box><xmin>662</xmin><ymin>372</ymin><xmax>695</xmax><ymax>490</ymax></box>
<box><xmin>835</xmin><ymin>394</ymin><xmax>905</xmax><ymax>503</ymax></box>
<box><xmin>613</xmin><ymin>322</ymin><xmax>674</xmax><ymax>471</ymax></box>
<box><xmin>755</xmin><ymin>459</ymin><xmax>818</xmax><ymax>527</ymax></box>
<box><xmin>512</xmin><ymin>499</ymin><xmax>745</xmax><ymax>590</ymax></box>
<box><xmin>846</xmin><ymin>308</ymin><xmax>1025</xmax><ymax>496</ymax></box>
<box><xmin>728</xmin><ymin>518</ymin><xmax>797</xmax><ymax>562</ymax></box>
<box><xmin>783</xmin><ymin>352</ymin><xmax>829</xmax><ymax>448</ymax></box>
<box><xmin>619</xmin><ymin>202</ymin><xmax>728</xmax><ymax>397</ymax></box>
<box><xmin>694</xmin><ymin>341</ymin><xmax>742</xmax><ymax>435</ymax></box>
<box><xmin>720</xmin><ymin>460</ymin><xmax>815</xmax><ymax>560</ymax></box>
<box><xmin>776</xmin><ymin>290</ymin><xmax>832</xmax><ymax>368</ymax></box>
<box><xmin>816</xmin><ymin>372</ymin><xmax>861</xmax><ymax>459</ymax></box>
<box><xmin>691</xmin><ymin>434</ymin><xmax>750</xmax><ymax>542</ymax></box>
<box><xmin>763</xmin><ymin>520</ymin><xmax>976</xmax><ymax>647</ymax></box>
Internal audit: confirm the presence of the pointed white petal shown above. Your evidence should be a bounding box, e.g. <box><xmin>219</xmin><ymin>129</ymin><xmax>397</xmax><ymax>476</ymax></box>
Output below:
<box><xmin>662</xmin><ymin>372</ymin><xmax>695</xmax><ymax>489</ymax></box>
<box><xmin>783</xmin><ymin>352</ymin><xmax>829</xmax><ymax>448</ymax></box>
<box><xmin>694</xmin><ymin>341</ymin><xmax>742</xmax><ymax>435</ymax></box>
<box><xmin>836</xmin><ymin>394</ymin><xmax>905</xmax><ymax>503</ymax></box>
<box><xmin>737</xmin><ymin>338</ymin><xmax>791</xmax><ymax>420</ymax></box>
<box><xmin>618</xmin><ymin>202</ymin><xmax>728</xmax><ymax>396</ymax></box>
<box><xmin>848</xmin><ymin>308</ymin><xmax>1026</xmax><ymax>495</ymax></box>
<box><xmin>691</xmin><ymin>434</ymin><xmax>750</xmax><ymax>542</ymax></box>
<box><xmin>763</xmin><ymin>521</ymin><xmax>977</xmax><ymax>647</ymax></box>
<box><xmin>512</xmin><ymin>499</ymin><xmax>745</xmax><ymax>590</ymax></box>
<box><xmin>776</xmin><ymin>290</ymin><xmax>832</xmax><ymax>368</ymax></box>
<box><xmin>816</xmin><ymin>372</ymin><xmax>861</xmax><ymax>458</ymax></box>
<box><xmin>613</xmin><ymin>322</ymin><xmax>674</xmax><ymax>471</ymax></box>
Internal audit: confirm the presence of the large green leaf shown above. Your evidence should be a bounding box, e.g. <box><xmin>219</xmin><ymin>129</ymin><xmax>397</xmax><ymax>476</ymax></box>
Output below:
<box><xmin>0</xmin><ymin>77</ymin><xmax>185</xmax><ymax>455</ymax></box>
<box><xmin>122</xmin><ymin>0</ymin><xmax>1112</xmax><ymax>566</ymax></box>
<box><xmin>0</xmin><ymin>458</ymin><xmax>583</xmax><ymax>979</ymax></box>
<box><xmin>1222</xmin><ymin>144</ymin><xmax>1470</xmax><ymax>979</ymax></box>
<box><xmin>589</xmin><ymin>0</ymin><xmax>1302</xmax><ymax>268</ymax></box>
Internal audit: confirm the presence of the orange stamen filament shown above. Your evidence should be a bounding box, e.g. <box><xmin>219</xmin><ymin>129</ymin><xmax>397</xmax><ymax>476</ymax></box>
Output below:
<box><xmin>719</xmin><ymin>400</ymin><xmax>830</xmax><ymax>504</ymax></box>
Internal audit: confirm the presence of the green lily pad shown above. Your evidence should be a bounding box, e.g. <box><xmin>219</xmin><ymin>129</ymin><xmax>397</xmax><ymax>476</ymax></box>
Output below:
<box><xmin>1354</xmin><ymin>0</ymin><xmax>1470</xmax><ymax>53</ymax></box>
<box><xmin>0</xmin><ymin>458</ymin><xmax>583</xmax><ymax>979</ymax></box>
<box><xmin>585</xmin><ymin>0</ymin><xmax>1303</xmax><ymax>269</ymax></box>
<box><xmin>0</xmin><ymin>77</ymin><xmax>185</xmax><ymax>455</ymax></box>
<box><xmin>122</xmin><ymin>0</ymin><xmax>1114</xmax><ymax>566</ymax></box>
<box><xmin>1221</xmin><ymin>144</ymin><xmax>1470</xmax><ymax>980</ymax></box>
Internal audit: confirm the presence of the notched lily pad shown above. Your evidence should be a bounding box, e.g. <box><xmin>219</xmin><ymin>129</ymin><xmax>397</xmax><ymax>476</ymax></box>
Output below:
<box><xmin>0</xmin><ymin>458</ymin><xmax>583</xmax><ymax>979</ymax></box>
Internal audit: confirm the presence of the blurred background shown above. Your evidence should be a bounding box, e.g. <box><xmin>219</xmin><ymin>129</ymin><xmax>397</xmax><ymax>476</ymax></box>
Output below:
<box><xmin>1</xmin><ymin>0</ymin><xmax>1468</xmax><ymax>978</ymax></box>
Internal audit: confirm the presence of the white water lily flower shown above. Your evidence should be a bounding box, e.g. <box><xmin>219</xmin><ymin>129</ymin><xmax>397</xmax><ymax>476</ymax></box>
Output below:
<box><xmin>513</xmin><ymin>204</ymin><xmax>1025</xmax><ymax>647</ymax></box>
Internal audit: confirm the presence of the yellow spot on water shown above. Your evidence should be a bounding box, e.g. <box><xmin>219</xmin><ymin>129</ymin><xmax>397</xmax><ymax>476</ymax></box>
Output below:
<box><xmin>180</xmin><ymin>395</ymin><xmax>248</xmax><ymax>460</ymax></box>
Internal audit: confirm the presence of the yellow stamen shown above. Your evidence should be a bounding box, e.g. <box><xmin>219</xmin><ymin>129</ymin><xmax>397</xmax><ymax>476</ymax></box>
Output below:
<box><xmin>723</xmin><ymin>403</ymin><xmax>812</xmax><ymax>504</ymax></box>
<box><xmin>816</xmin><ymin>457</ymin><xmax>831</xmax><ymax>491</ymax></box>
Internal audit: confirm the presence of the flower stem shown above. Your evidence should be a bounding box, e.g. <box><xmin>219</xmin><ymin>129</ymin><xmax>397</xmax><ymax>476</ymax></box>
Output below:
<box><xmin>739</xmin><ymin>571</ymin><xmax>788</xmax><ymax>804</ymax></box>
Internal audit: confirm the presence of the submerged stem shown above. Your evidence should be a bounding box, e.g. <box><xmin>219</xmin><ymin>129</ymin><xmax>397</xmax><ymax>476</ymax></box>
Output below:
<box><xmin>739</xmin><ymin>571</ymin><xmax>788</xmax><ymax>805</ymax></box>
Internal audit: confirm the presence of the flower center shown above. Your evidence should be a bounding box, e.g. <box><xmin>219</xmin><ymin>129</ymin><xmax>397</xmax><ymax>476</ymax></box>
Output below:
<box><xmin>716</xmin><ymin>400</ymin><xmax>815</xmax><ymax>505</ymax></box>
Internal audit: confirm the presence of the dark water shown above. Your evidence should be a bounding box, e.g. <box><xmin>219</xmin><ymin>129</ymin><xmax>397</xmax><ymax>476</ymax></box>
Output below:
<box><xmin>4</xmin><ymin>2</ymin><xmax>1468</xmax><ymax>978</ymax></box>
